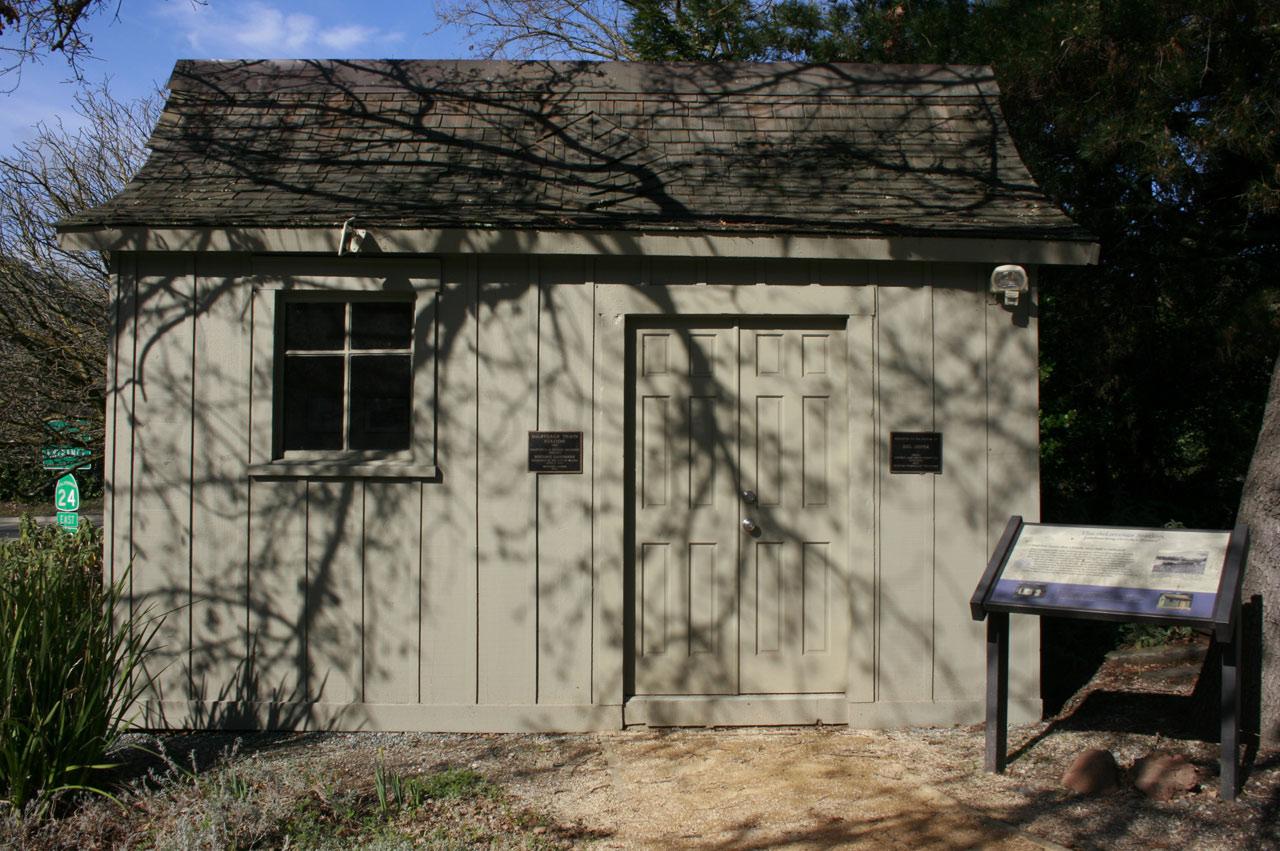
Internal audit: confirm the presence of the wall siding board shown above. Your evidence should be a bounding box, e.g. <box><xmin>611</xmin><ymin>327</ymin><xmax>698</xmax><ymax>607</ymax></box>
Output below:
<box><xmin>190</xmin><ymin>256</ymin><xmax>252</xmax><ymax>710</ymax></box>
<box><xmin>305</xmin><ymin>479</ymin><xmax>364</xmax><ymax>704</ymax></box>
<box><xmin>846</xmin><ymin>314</ymin><xmax>876</xmax><ymax>703</ymax></box>
<box><xmin>421</xmin><ymin>259</ymin><xmax>479</xmax><ymax>704</ymax></box>
<box><xmin>476</xmin><ymin>256</ymin><xmax>539</xmax><ymax>705</ymax></box>
<box><xmin>248</xmin><ymin>288</ymin><xmax>274</xmax><ymax>467</ymax></box>
<box><xmin>592</xmin><ymin>280</ymin><xmax>627</xmax><ymax>706</ymax></box>
<box><xmin>101</xmin><ymin>256</ymin><xmax>118</xmax><ymax>591</ymax></box>
<box><xmin>248</xmin><ymin>479</ymin><xmax>308</xmax><ymax>704</ymax></box>
<box><xmin>536</xmin><ymin>259</ymin><xmax>595</xmax><ymax>704</ymax></box>
<box><xmin>131</xmin><ymin>254</ymin><xmax>196</xmax><ymax>710</ymax></box>
<box><xmin>875</xmin><ymin>264</ymin><xmax>935</xmax><ymax>705</ymax></box>
<box><xmin>105</xmin><ymin>254</ymin><xmax>132</xmax><ymax>594</ymax></box>
<box><xmin>364</xmin><ymin>482</ymin><xmax>422</xmax><ymax>704</ymax></box>
<box><xmin>986</xmin><ymin>277</ymin><xmax>1043</xmax><ymax>712</ymax></box>
<box><xmin>930</xmin><ymin>268</ymin><xmax>989</xmax><ymax>702</ymax></box>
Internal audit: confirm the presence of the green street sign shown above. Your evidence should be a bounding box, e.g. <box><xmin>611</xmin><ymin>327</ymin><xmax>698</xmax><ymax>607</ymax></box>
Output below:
<box><xmin>45</xmin><ymin>418</ymin><xmax>91</xmax><ymax>437</ymax></box>
<box><xmin>56</xmin><ymin>512</ymin><xmax>79</xmax><ymax>533</ymax></box>
<box><xmin>42</xmin><ymin>418</ymin><xmax>94</xmax><ymax>471</ymax></box>
<box><xmin>54</xmin><ymin>474</ymin><xmax>80</xmax><ymax>513</ymax></box>
<box><xmin>41</xmin><ymin>446</ymin><xmax>93</xmax><ymax>471</ymax></box>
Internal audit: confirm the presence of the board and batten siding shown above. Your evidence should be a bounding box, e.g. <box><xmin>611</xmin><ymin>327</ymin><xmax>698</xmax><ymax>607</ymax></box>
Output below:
<box><xmin>106</xmin><ymin>251</ymin><xmax>1040</xmax><ymax>731</ymax></box>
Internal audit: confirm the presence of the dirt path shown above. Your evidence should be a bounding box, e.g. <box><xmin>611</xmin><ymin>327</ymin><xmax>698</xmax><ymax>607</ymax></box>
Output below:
<box><xmin>521</xmin><ymin>729</ymin><xmax>1053</xmax><ymax>849</ymax></box>
<box><xmin>17</xmin><ymin>636</ymin><xmax>1276</xmax><ymax>849</ymax></box>
<box><xmin>24</xmin><ymin>718</ymin><xmax>1276</xmax><ymax>849</ymax></box>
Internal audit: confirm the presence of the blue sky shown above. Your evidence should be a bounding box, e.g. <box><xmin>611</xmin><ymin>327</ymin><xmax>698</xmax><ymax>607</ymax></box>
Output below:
<box><xmin>0</xmin><ymin>0</ymin><xmax>474</xmax><ymax>150</ymax></box>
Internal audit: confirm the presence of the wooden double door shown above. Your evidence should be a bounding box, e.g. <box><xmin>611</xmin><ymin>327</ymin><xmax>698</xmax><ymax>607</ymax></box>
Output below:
<box><xmin>631</xmin><ymin>320</ymin><xmax>850</xmax><ymax>696</ymax></box>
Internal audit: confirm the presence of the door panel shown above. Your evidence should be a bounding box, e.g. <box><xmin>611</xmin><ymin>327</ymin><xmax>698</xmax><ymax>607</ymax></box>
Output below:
<box><xmin>632</xmin><ymin>321</ymin><xmax>849</xmax><ymax>697</ymax></box>
<box><xmin>634</xmin><ymin>326</ymin><xmax>738</xmax><ymax>695</ymax></box>
<box><xmin>738</xmin><ymin>326</ymin><xmax>849</xmax><ymax>694</ymax></box>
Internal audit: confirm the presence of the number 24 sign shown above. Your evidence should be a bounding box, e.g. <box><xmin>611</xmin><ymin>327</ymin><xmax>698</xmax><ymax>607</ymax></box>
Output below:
<box><xmin>55</xmin><ymin>474</ymin><xmax>80</xmax><ymax>512</ymax></box>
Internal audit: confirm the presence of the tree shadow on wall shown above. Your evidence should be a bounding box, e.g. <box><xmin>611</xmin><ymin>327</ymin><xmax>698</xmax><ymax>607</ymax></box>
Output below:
<box><xmin>103</xmin><ymin>59</ymin><xmax>1047</xmax><ymax>732</ymax></box>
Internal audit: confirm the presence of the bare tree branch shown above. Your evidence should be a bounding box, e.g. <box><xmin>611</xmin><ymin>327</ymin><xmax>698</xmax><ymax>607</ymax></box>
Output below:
<box><xmin>0</xmin><ymin>0</ymin><xmax>118</xmax><ymax>85</ymax></box>
<box><xmin>437</xmin><ymin>0</ymin><xmax>637</xmax><ymax>60</ymax></box>
<box><xmin>0</xmin><ymin>81</ymin><xmax>158</xmax><ymax>470</ymax></box>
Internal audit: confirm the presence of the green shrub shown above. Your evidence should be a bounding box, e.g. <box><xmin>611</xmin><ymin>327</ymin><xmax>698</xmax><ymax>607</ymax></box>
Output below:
<box><xmin>0</xmin><ymin>453</ymin><xmax>103</xmax><ymax>505</ymax></box>
<box><xmin>0</xmin><ymin>517</ymin><xmax>159</xmax><ymax>812</ymax></box>
<box><xmin>1118</xmin><ymin>623</ymin><xmax>1195</xmax><ymax>649</ymax></box>
<box><xmin>0</xmin><ymin>455</ymin><xmax>48</xmax><ymax>503</ymax></box>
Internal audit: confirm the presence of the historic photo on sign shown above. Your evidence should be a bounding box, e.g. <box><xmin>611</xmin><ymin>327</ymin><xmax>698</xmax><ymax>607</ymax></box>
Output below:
<box><xmin>1151</xmin><ymin>550</ymin><xmax>1209</xmax><ymax>575</ymax></box>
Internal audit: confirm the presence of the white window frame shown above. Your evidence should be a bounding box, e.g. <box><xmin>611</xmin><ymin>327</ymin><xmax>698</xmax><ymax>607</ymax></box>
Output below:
<box><xmin>247</xmin><ymin>257</ymin><xmax>440</xmax><ymax>480</ymax></box>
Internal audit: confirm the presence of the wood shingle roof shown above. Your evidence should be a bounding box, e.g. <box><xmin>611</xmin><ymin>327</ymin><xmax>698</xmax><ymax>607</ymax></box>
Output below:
<box><xmin>61</xmin><ymin>59</ymin><xmax>1088</xmax><ymax>241</ymax></box>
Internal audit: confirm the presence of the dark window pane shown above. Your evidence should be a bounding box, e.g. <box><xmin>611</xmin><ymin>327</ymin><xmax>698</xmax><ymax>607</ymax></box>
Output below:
<box><xmin>285</xmin><ymin>302</ymin><xmax>344</xmax><ymax>350</ymax></box>
<box><xmin>349</xmin><ymin>355</ymin><xmax>411</xmax><ymax>450</ymax></box>
<box><xmin>283</xmin><ymin>356</ymin><xmax>344</xmax><ymax>450</ymax></box>
<box><xmin>351</xmin><ymin>302</ymin><xmax>413</xmax><ymax>350</ymax></box>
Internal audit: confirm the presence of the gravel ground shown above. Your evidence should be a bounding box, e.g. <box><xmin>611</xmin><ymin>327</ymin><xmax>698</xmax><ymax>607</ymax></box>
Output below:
<box><xmin>81</xmin><ymin>719</ymin><xmax>1275</xmax><ymax>850</ymax></box>
<box><xmin>6</xmin><ymin>637</ymin><xmax>1277</xmax><ymax>849</ymax></box>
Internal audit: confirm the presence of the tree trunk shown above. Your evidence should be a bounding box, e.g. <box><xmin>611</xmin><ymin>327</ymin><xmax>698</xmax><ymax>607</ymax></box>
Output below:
<box><xmin>1237</xmin><ymin>351</ymin><xmax>1280</xmax><ymax>748</ymax></box>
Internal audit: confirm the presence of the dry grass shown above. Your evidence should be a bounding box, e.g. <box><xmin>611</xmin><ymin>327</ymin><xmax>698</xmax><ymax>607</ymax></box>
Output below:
<box><xmin>3</xmin><ymin>640</ymin><xmax>1278</xmax><ymax>850</ymax></box>
<box><xmin>0</xmin><ymin>735</ymin><xmax>594</xmax><ymax>850</ymax></box>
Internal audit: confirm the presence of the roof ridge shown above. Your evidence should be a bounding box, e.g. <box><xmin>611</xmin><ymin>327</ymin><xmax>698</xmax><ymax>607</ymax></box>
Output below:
<box><xmin>167</xmin><ymin>59</ymin><xmax>1000</xmax><ymax>99</ymax></box>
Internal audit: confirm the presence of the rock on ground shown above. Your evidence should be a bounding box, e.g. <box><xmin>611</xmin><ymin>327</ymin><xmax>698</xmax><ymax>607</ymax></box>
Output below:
<box><xmin>1061</xmin><ymin>748</ymin><xmax>1120</xmax><ymax>795</ymax></box>
<box><xmin>1132</xmin><ymin>751</ymin><xmax>1202</xmax><ymax>801</ymax></box>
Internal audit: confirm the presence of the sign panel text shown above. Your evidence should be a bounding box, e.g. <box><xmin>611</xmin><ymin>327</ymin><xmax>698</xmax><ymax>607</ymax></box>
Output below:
<box><xmin>989</xmin><ymin>524</ymin><xmax>1230</xmax><ymax>619</ymax></box>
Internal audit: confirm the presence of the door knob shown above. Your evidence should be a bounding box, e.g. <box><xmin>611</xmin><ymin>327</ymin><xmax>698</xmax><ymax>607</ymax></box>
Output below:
<box><xmin>741</xmin><ymin>518</ymin><xmax>757</xmax><ymax>534</ymax></box>
<box><xmin>741</xmin><ymin>489</ymin><xmax>757</xmax><ymax>504</ymax></box>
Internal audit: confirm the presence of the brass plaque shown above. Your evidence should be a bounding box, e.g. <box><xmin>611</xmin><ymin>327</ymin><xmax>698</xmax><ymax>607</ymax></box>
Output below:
<box><xmin>528</xmin><ymin>431</ymin><xmax>583</xmax><ymax>474</ymax></box>
<box><xmin>890</xmin><ymin>431</ymin><xmax>942</xmax><ymax>474</ymax></box>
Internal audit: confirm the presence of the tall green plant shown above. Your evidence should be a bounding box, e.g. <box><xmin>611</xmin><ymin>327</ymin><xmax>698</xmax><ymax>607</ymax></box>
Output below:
<box><xmin>0</xmin><ymin>517</ymin><xmax>159</xmax><ymax>811</ymax></box>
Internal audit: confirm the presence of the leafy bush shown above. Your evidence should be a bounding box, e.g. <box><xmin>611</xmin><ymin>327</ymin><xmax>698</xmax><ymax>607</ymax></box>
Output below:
<box><xmin>0</xmin><ymin>451</ymin><xmax>103</xmax><ymax>504</ymax></box>
<box><xmin>0</xmin><ymin>517</ymin><xmax>158</xmax><ymax>812</ymax></box>
<box><xmin>1118</xmin><ymin>623</ymin><xmax>1195</xmax><ymax>649</ymax></box>
<box><xmin>0</xmin><ymin>454</ymin><xmax>48</xmax><ymax>502</ymax></box>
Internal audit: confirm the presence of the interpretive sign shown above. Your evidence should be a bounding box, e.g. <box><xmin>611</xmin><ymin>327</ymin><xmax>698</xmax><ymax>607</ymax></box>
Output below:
<box><xmin>889</xmin><ymin>431</ymin><xmax>942</xmax><ymax>474</ymax></box>
<box><xmin>971</xmin><ymin>516</ymin><xmax>1249</xmax><ymax>801</ymax></box>
<box><xmin>988</xmin><ymin>524</ymin><xmax>1230</xmax><ymax>620</ymax></box>
<box><xmin>528</xmin><ymin>431</ymin><xmax>583</xmax><ymax>474</ymax></box>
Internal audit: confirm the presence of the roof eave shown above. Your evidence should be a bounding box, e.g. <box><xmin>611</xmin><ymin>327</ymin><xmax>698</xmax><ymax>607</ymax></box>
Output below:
<box><xmin>58</xmin><ymin>224</ymin><xmax>1101</xmax><ymax>266</ymax></box>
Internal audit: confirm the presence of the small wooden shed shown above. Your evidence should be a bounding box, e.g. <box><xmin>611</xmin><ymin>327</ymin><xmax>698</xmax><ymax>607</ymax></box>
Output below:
<box><xmin>60</xmin><ymin>60</ymin><xmax>1097</xmax><ymax>731</ymax></box>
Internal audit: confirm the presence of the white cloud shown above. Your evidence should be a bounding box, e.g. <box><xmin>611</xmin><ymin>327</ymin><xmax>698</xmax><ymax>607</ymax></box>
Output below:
<box><xmin>318</xmin><ymin>24</ymin><xmax>378</xmax><ymax>52</ymax></box>
<box><xmin>234</xmin><ymin>7</ymin><xmax>319</xmax><ymax>52</ymax></box>
<box><xmin>157</xmin><ymin>1</ymin><xmax>385</xmax><ymax>57</ymax></box>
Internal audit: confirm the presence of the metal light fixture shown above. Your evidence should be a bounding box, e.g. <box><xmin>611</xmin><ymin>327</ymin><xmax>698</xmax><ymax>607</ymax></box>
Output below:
<box><xmin>990</xmin><ymin>264</ymin><xmax>1028</xmax><ymax>307</ymax></box>
<box><xmin>337</xmin><ymin>216</ymin><xmax>368</xmax><ymax>256</ymax></box>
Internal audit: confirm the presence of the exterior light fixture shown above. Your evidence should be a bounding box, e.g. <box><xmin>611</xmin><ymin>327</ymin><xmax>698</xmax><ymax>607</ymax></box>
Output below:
<box><xmin>337</xmin><ymin>217</ymin><xmax>368</xmax><ymax>256</ymax></box>
<box><xmin>990</xmin><ymin>264</ymin><xmax>1028</xmax><ymax>307</ymax></box>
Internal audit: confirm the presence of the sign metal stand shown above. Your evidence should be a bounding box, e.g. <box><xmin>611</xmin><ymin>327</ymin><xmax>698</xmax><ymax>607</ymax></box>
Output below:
<box><xmin>971</xmin><ymin>516</ymin><xmax>1249</xmax><ymax>801</ymax></box>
